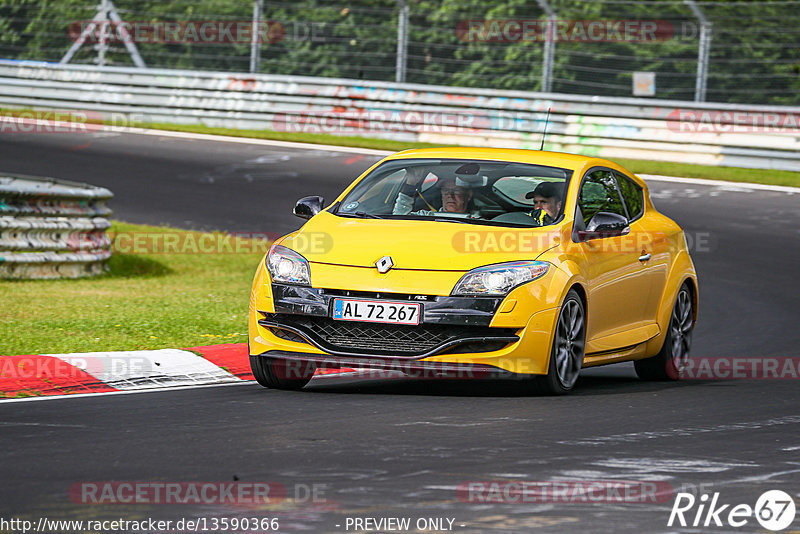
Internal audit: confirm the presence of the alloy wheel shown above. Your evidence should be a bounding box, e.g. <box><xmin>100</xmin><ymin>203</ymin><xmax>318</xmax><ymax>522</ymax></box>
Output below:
<box><xmin>670</xmin><ymin>288</ymin><xmax>694</xmax><ymax>374</ymax></box>
<box><xmin>554</xmin><ymin>298</ymin><xmax>586</xmax><ymax>388</ymax></box>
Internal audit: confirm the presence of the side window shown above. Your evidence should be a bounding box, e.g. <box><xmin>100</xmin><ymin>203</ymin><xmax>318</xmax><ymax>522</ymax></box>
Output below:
<box><xmin>616</xmin><ymin>173</ymin><xmax>644</xmax><ymax>221</ymax></box>
<box><xmin>578</xmin><ymin>169</ymin><xmax>626</xmax><ymax>225</ymax></box>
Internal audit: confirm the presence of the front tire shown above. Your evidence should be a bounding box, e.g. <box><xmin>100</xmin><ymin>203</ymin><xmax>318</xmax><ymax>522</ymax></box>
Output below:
<box><xmin>635</xmin><ymin>283</ymin><xmax>694</xmax><ymax>381</ymax></box>
<box><xmin>250</xmin><ymin>355</ymin><xmax>316</xmax><ymax>390</ymax></box>
<box><xmin>533</xmin><ymin>289</ymin><xmax>586</xmax><ymax>395</ymax></box>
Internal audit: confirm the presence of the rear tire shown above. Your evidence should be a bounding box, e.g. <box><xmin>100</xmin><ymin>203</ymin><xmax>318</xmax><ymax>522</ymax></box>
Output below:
<box><xmin>531</xmin><ymin>289</ymin><xmax>586</xmax><ymax>395</ymax></box>
<box><xmin>634</xmin><ymin>283</ymin><xmax>694</xmax><ymax>381</ymax></box>
<box><xmin>249</xmin><ymin>355</ymin><xmax>315</xmax><ymax>390</ymax></box>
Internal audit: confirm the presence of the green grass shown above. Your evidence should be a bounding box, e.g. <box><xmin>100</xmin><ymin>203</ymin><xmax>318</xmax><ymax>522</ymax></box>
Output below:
<box><xmin>0</xmin><ymin>221</ymin><xmax>266</xmax><ymax>356</ymax></box>
<box><xmin>613</xmin><ymin>158</ymin><xmax>800</xmax><ymax>188</ymax></box>
<box><xmin>145</xmin><ymin>121</ymin><xmax>447</xmax><ymax>152</ymax></box>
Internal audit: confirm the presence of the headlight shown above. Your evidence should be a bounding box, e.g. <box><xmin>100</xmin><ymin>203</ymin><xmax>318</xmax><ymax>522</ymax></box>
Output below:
<box><xmin>452</xmin><ymin>261</ymin><xmax>549</xmax><ymax>296</ymax></box>
<box><xmin>266</xmin><ymin>244</ymin><xmax>311</xmax><ymax>285</ymax></box>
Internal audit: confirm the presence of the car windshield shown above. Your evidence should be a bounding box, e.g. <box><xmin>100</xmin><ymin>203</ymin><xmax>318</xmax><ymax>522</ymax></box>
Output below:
<box><xmin>335</xmin><ymin>158</ymin><xmax>573</xmax><ymax>227</ymax></box>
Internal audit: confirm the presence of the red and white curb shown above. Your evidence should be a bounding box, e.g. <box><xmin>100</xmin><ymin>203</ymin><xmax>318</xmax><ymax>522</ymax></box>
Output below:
<box><xmin>0</xmin><ymin>343</ymin><xmax>355</xmax><ymax>400</ymax></box>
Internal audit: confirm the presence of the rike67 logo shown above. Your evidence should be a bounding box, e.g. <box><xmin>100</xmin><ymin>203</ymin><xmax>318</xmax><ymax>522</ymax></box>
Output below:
<box><xmin>669</xmin><ymin>490</ymin><xmax>796</xmax><ymax>531</ymax></box>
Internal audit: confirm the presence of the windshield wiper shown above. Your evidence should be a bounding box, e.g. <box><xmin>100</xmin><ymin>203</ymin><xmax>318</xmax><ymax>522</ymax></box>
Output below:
<box><xmin>337</xmin><ymin>211</ymin><xmax>385</xmax><ymax>219</ymax></box>
<box><xmin>356</xmin><ymin>211</ymin><xmax>383</xmax><ymax>219</ymax></box>
<box><xmin>428</xmin><ymin>216</ymin><xmax>474</xmax><ymax>224</ymax></box>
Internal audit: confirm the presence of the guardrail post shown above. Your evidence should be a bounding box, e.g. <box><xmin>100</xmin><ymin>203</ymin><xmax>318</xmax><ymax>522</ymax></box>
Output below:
<box><xmin>685</xmin><ymin>0</ymin><xmax>712</xmax><ymax>102</ymax></box>
<box><xmin>250</xmin><ymin>0</ymin><xmax>264</xmax><ymax>73</ymax></box>
<box><xmin>535</xmin><ymin>0</ymin><xmax>556</xmax><ymax>93</ymax></box>
<box><xmin>396</xmin><ymin>0</ymin><xmax>409</xmax><ymax>83</ymax></box>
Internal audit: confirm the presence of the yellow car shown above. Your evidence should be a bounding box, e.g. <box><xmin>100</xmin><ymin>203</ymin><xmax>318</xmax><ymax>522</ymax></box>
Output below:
<box><xmin>248</xmin><ymin>148</ymin><xmax>698</xmax><ymax>394</ymax></box>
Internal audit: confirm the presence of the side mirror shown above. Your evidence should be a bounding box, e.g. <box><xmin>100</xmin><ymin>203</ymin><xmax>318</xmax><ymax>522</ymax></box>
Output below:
<box><xmin>577</xmin><ymin>212</ymin><xmax>629</xmax><ymax>241</ymax></box>
<box><xmin>293</xmin><ymin>196</ymin><xmax>324</xmax><ymax>220</ymax></box>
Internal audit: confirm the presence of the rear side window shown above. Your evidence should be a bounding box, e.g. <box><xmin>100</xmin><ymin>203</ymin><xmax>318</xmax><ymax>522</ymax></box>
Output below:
<box><xmin>578</xmin><ymin>169</ymin><xmax>626</xmax><ymax>225</ymax></box>
<box><xmin>616</xmin><ymin>173</ymin><xmax>644</xmax><ymax>221</ymax></box>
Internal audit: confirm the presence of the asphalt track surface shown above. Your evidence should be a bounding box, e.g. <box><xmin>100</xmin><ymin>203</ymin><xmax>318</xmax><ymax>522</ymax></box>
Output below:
<box><xmin>1</xmin><ymin>130</ymin><xmax>799</xmax><ymax>533</ymax></box>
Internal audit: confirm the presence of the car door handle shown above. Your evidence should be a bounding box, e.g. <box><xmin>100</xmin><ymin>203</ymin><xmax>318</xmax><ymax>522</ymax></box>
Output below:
<box><xmin>639</xmin><ymin>253</ymin><xmax>652</xmax><ymax>262</ymax></box>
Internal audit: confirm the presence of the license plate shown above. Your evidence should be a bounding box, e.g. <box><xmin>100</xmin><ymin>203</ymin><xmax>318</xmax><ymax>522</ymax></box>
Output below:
<box><xmin>332</xmin><ymin>298</ymin><xmax>421</xmax><ymax>325</ymax></box>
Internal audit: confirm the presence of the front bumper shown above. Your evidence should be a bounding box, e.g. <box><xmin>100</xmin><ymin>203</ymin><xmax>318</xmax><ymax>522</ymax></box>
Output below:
<box><xmin>248</xmin><ymin>251</ymin><xmax>575</xmax><ymax>375</ymax></box>
<box><xmin>259</xmin><ymin>284</ymin><xmax>518</xmax><ymax>359</ymax></box>
<box><xmin>250</xmin><ymin>282</ymin><xmax>561</xmax><ymax>376</ymax></box>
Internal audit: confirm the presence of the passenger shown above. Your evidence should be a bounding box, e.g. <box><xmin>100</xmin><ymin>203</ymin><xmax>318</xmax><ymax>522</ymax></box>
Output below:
<box><xmin>393</xmin><ymin>168</ymin><xmax>481</xmax><ymax>218</ymax></box>
<box><xmin>525</xmin><ymin>181</ymin><xmax>563</xmax><ymax>226</ymax></box>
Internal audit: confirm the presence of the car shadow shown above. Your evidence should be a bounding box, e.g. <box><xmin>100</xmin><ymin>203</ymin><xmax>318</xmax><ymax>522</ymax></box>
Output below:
<box><xmin>301</xmin><ymin>370</ymin><xmax>712</xmax><ymax>397</ymax></box>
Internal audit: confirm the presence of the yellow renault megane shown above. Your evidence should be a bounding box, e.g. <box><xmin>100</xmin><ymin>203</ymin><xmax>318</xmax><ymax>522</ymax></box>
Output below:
<box><xmin>248</xmin><ymin>148</ymin><xmax>698</xmax><ymax>394</ymax></box>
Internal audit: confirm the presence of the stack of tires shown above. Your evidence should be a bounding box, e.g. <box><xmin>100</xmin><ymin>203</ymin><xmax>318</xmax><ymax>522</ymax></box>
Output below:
<box><xmin>0</xmin><ymin>173</ymin><xmax>113</xmax><ymax>279</ymax></box>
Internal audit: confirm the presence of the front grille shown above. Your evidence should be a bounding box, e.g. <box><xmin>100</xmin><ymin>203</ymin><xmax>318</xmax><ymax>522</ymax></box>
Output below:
<box><xmin>309</xmin><ymin>319</ymin><xmax>449</xmax><ymax>353</ymax></box>
<box><xmin>260</xmin><ymin>313</ymin><xmax>517</xmax><ymax>357</ymax></box>
<box><xmin>269</xmin><ymin>327</ymin><xmax>309</xmax><ymax>344</ymax></box>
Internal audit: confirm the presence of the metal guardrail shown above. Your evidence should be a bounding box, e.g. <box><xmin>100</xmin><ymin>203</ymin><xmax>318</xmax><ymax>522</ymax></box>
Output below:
<box><xmin>0</xmin><ymin>60</ymin><xmax>798</xmax><ymax>171</ymax></box>
<box><xmin>0</xmin><ymin>173</ymin><xmax>113</xmax><ymax>279</ymax></box>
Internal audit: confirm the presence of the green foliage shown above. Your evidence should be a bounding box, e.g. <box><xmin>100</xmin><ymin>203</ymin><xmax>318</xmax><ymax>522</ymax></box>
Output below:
<box><xmin>0</xmin><ymin>0</ymin><xmax>796</xmax><ymax>103</ymax></box>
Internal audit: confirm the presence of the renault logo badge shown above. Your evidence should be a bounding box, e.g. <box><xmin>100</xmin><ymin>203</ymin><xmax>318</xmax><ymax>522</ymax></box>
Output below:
<box><xmin>375</xmin><ymin>256</ymin><xmax>394</xmax><ymax>274</ymax></box>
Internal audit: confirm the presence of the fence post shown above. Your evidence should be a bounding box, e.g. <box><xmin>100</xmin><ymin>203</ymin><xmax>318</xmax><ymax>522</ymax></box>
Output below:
<box><xmin>250</xmin><ymin>0</ymin><xmax>264</xmax><ymax>73</ymax></box>
<box><xmin>685</xmin><ymin>0</ymin><xmax>712</xmax><ymax>102</ymax></box>
<box><xmin>396</xmin><ymin>0</ymin><xmax>409</xmax><ymax>83</ymax></box>
<box><xmin>94</xmin><ymin>0</ymin><xmax>111</xmax><ymax>66</ymax></box>
<box><xmin>60</xmin><ymin>0</ymin><xmax>145</xmax><ymax>68</ymax></box>
<box><xmin>535</xmin><ymin>0</ymin><xmax>556</xmax><ymax>93</ymax></box>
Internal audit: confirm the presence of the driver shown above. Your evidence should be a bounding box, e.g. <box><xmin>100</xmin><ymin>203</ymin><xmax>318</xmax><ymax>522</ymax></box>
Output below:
<box><xmin>525</xmin><ymin>182</ymin><xmax>563</xmax><ymax>226</ymax></box>
<box><xmin>393</xmin><ymin>167</ymin><xmax>481</xmax><ymax>218</ymax></box>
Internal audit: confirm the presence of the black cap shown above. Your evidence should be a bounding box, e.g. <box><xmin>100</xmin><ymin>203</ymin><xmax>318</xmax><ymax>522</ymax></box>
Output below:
<box><xmin>525</xmin><ymin>181</ymin><xmax>562</xmax><ymax>200</ymax></box>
